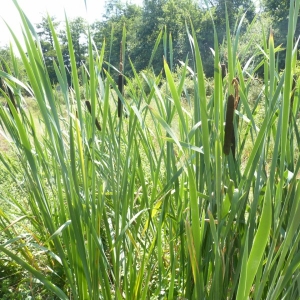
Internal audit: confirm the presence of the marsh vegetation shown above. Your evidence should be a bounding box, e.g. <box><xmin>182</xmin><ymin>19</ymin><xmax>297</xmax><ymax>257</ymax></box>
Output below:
<box><xmin>0</xmin><ymin>0</ymin><xmax>300</xmax><ymax>299</ymax></box>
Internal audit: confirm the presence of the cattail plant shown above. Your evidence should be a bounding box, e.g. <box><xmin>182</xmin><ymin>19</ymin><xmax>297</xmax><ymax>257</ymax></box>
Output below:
<box><xmin>0</xmin><ymin>0</ymin><xmax>300</xmax><ymax>299</ymax></box>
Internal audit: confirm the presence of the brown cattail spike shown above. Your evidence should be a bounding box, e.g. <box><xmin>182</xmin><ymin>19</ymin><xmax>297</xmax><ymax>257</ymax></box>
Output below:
<box><xmin>229</xmin><ymin>77</ymin><xmax>240</xmax><ymax>159</ymax></box>
<box><xmin>85</xmin><ymin>100</ymin><xmax>101</xmax><ymax>131</ymax></box>
<box><xmin>221</xmin><ymin>64</ymin><xmax>227</xmax><ymax>81</ymax></box>
<box><xmin>223</xmin><ymin>94</ymin><xmax>235</xmax><ymax>155</ymax></box>
<box><xmin>85</xmin><ymin>99</ymin><xmax>92</xmax><ymax>114</ymax></box>
<box><xmin>232</xmin><ymin>77</ymin><xmax>240</xmax><ymax>109</ymax></box>
<box><xmin>95</xmin><ymin>117</ymin><xmax>102</xmax><ymax>131</ymax></box>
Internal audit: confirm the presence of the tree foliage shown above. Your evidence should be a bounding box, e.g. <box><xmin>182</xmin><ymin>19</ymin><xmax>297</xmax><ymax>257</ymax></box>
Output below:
<box><xmin>92</xmin><ymin>3</ymin><xmax>142</xmax><ymax>77</ymax></box>
<box><xmin>262</xmin><ymin>0</ymin><xmax>290</xmax><ymax>20</ymax></box>
<box><xmin>262</xmin><ymin>0</ymin><xmax>300</xmax><ymax>70</ymax></box>
<box><xmin>0</xmin><ymin>45</ymin><xmax>28</xmax><ymax>92</ymax></box>
<box><xmin>60</xmin><ymin>17</ymin><xmax>88</xmax><ymax>71</ymax></box>
<box><xmin>2</xmin><ymin>0</ymin><xmax>294</xmax><ymax>85</ymax></box>
<box><xmin>36</xmin><ymin>16</ymin><xmax>60</xmax><ymax>84</ymax></box>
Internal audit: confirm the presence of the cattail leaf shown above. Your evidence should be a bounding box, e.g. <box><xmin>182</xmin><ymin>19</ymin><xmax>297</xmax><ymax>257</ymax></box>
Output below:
<box><xmin>240</xmin><ymin>180</ymin><xmax>272</xmax><ymax>298</ymax></box>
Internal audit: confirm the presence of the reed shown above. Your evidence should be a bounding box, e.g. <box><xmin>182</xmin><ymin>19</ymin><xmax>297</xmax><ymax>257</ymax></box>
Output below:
<box><xmin>0</xmin><ymin>0</ymin><xmax>300</xmax><ymax>299</ymax></box>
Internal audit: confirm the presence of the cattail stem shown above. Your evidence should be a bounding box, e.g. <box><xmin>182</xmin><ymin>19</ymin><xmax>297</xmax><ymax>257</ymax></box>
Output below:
<box><xmin>118</xmin><ymin>41</ymin><xmax>124</xmax><ymax>118</ymax></box>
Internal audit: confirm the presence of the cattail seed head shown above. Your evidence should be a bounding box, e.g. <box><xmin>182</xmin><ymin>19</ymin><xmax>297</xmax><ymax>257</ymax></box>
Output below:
<box><xmin>223</xmin><ymin>94</ymin><xmax>235</xmax><ymax>155</ymax></box>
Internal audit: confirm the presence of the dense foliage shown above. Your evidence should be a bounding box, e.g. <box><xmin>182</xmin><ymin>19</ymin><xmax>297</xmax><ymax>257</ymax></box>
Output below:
<box><xmin>1</xmin><ymin>0</ymin><xmax>263</xmax><ymax>83</ymax></box>
<box><xmin>2</xmin><ymin>0</ymin><xmax>294</xmax><ymax>82</ymax></box>
<box><xmin>1</xmin><ymin>0</ymin><xmax>300</xmax><ymax>299</ymax></box>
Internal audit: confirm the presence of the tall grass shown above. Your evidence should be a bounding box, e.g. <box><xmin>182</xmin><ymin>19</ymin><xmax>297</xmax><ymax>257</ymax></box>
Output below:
<box><xmin>1</xmin><ymin>0</ymin><xmax>300</xmax><ymax>299</ymax></box>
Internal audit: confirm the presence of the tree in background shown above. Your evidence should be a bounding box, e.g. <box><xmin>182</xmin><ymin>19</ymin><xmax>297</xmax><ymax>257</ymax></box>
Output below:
<box><xmin>0</xmin><ymin>47</ymin><xmax>12</xmax><ymax>92</ymax></box>
<box><xmin>213</xmin><ymin>0</ymin><xmax>255</xmax><ymax>41</ymax></box>
<box><xmin>3</xmin><ymin>0</ymin><xmax>291</xmax><ymax>104</ymax></box>
<box><xmin>0</xmin><ymin>45</ymin><xmax>28</xmax><ymax>94</ymax></box>
<box><xmin>92</xmin><ymin>3</ymin><xmax>142</xmax><ymax>78</ymax></box>
<box><xmin>59</xmin><ymin>17</ymin><xmax>88</xmax><ymax>85</ymax></box>
<box><xmin>96</xmin><ymin>0</ymin><xmax>256</xmax><ymax>77</ymax></box>
<box><xmin>262</xmin><ymin>0</ymin><xmax>300</xmax><ymax>70</ymax></box>
<box><xmin>6</xmin><ymin>0</ymin><xmax>294</xmax><ymax>87</ymax></box>
<box><xmin>104</xmin><ymin>0</ymin><xmax>124</xmax><ymax>19</ymax></box>
<box><xmin>0</xmin><ymin>46</ymin><xmax>13</xmax><ymax>73</ymax></box>
<box><xmin>262</xmin><ymin>0</ymin><xmax>290</xmax><ymax>21</ymax></box>
<box><xmin>134</xmin><ymin>0</ymin><xmax>166</xmax><ymax>73</ymax></box>
<box><xmin>60</xmin><ymin>17</ymin><xmax>88</xmax><ymax>69</ymax></box>
<box><xmin>36</xmin><ymin>16</ymin><xmax>60</xmax><ymax>84</ymax></box>
<box><xmin>159</xmin><ymin>0</ymin><xmax>204</xmax><ymax>69</ymax></box>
